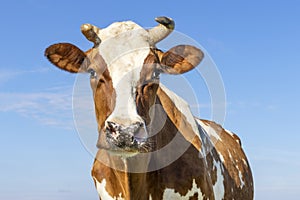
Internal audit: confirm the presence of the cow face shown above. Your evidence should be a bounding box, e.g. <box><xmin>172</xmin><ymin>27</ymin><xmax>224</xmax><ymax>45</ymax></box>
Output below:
<box><xmin>45</xmin><ymin>17</ymin><xmax>203</xmax><ymax>155</ymax></box>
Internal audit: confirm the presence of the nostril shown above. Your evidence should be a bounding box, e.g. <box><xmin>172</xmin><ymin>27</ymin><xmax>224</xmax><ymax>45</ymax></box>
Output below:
<box><xmin>105</xmin><ymin>122</ymin><xmax>120</xmax><ymax>142</ymax></box>
<box><xmin>135</xmin><ymin>122</ymin><xmax>143</xmax><ymax>127</ymax></box>
<box><xmin>131</xmin><ymin>135</ymin><xmax>135</xmax><ymax>142</ymax></box>
<box><xmin>106</xmin><ymin>121</ymin><xmax>118</xmax><ymax>133</ymax></box>
<box><xmin>107</xmin><ymin>121</ymin><xmax>115</xmax><ymax>128</ymax></box>
<box><xmin>132</xmin><ymin>122</ymin><xmax>143</xmax><ymax>131</ymax></box>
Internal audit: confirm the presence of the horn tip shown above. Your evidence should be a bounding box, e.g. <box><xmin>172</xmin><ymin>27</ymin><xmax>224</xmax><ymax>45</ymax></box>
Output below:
<box><xmin>81</xmin><ymin>23</ymin><xmax>92</xmax><ymax>32</ymax></box>
<box><xmin>155</xmin><ymin>16</ymin><xmax>174</xmax><ymax>29</ymax></box>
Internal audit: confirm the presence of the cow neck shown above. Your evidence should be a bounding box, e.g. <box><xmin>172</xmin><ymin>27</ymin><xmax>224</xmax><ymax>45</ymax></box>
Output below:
<box><xmin>156</xmin><ymin>84</ymin><xmax>203</xmax><ymax>152</ymax></box>
<box><xmin>145</xmin><ymin>100</ymin><xmax>215</xmax><ymax>199</ymax></box>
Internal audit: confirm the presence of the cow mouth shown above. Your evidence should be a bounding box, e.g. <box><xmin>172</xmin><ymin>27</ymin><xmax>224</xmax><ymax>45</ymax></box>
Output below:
<box><xmin>98</xmin><ymin>124</ymin><xmax>153</xmax><ymax>154</ymax></box>
<box><xmin>106</xmin><ymin>133</ymin><xmax>152</xmax><ymax>153</ymax></box>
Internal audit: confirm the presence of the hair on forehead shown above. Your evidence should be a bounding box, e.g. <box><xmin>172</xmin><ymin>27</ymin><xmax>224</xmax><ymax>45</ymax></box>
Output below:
<box><xmin>98</xmin><ymin>21</ymin><xmax>147</xmax><ymax>41</ymax></box>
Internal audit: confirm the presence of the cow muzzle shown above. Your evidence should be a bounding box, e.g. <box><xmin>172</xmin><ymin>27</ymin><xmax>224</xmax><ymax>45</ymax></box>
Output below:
<box><xmin>105</xmin><ymin>121</ymin><xmax>151</xmax><ymax>153</ymax></box>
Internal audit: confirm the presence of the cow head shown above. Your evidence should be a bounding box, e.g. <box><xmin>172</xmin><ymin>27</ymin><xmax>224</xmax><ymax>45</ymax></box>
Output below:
<box><xmin>45</xmin><ymin>17</ymin><xmax>203</xmax><ymax>156</ymax></box>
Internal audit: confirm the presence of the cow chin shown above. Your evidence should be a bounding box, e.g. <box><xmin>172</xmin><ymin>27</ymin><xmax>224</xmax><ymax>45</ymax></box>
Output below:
<box><xmin>96</xmin><ymin>127</ymin><xmax>152</xmax><ymax>157</ymax></box>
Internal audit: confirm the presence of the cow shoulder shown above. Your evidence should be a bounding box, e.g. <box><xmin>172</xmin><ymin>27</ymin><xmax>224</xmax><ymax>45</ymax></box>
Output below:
<box><xmin>197</xmin><ymin>119</ymin><xmax>254</xmax><ymax>199</ymax></box>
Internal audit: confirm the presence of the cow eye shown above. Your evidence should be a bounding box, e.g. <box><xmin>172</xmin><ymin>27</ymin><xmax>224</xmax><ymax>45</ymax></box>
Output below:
<box><xmin>151</xmin><ymin>70</ymin><xmax>160</xmax><ymax>80</ymax></box>
<box><xmin>88</xmin><ymin>69</ymin><xmax>97</xmax><ymax>78</ymax></box>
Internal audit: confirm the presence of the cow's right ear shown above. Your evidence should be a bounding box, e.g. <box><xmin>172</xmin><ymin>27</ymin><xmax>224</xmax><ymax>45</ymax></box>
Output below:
<box><xmin>45</xmin><ymin>43</ymin><xmax>87</xmax><ymax>73</ymax></box>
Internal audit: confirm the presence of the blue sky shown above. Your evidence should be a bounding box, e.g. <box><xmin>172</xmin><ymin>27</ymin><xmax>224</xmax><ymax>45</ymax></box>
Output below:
<box><xmin>0</xmin><ymin>0</ymin><xmax>299</xmax><ymax>199</ymax></box>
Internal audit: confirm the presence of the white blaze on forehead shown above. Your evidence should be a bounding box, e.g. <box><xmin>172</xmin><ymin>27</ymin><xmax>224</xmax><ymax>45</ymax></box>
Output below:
<box><xmin>97</xmin><ymin>21</ymin><xmax>150</xmax><ymax>125</ymax></box>
<box><xmin>94</xmin><ymin>178</ymin><xmax>124</xmax><ymax>200</ymax></box>
<box><xmin>162</xmin><ymin>179</ymin><xmax>203</xmax><ymax>199</ymax></box>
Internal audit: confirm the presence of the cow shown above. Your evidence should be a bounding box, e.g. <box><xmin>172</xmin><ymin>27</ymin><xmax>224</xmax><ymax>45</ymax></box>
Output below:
<box><xmin>45</xmin><ymin>17</ymin><xmax>254</xmax><ymax>200</ymax></box>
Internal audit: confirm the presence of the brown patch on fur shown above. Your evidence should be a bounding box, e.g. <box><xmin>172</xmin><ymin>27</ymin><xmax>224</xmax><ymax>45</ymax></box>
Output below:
<box><xmin>157</xmin><ymin>86</ymin><xmax>202</xmax><ymax>151</ymax></box>
<box><xmin>86</xmin><ymin>52</ymin><xmax>117</xmax><ymax>150</ymax></box>
<box><xmin>93</xmin><ymin>67</ymin><xmax>115</xmax><ymax>129</ymax></box>
<box><xmin>45</xmin><ymin>43</ymin><xmax>86</xmax><ymax>73</ymax></box>
<box><xmin>136</xmin><ymin>51</ymin><xmax>160</xmax><ymax>124</ymax></box>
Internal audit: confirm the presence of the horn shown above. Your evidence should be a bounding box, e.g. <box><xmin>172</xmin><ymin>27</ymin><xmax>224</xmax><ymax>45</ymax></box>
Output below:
<box><xmin>81</xmin><ymin>24</ymin><xmax>101</xmax><ymax>47</ymax></box>
<box><xmin>148</xmin><ymin>16</ymin><xmax>175</xmax><ymax>45</ymax></box>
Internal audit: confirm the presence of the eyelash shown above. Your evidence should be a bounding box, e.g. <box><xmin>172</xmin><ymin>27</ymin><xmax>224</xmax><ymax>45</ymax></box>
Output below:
<box><xmin>99</xmin><ymin>78</ymin><xmax>105</xmax><ymax>83</ymax></box>
<box><xmin>88</xmin><ymin>69</ymin><xmax>97</xmax><ymax>78</ymax></box>
<box><xmin>88</xmin><ymin>69</ymin><xmax>106</xmax><ymax>84</ymax></box>
<box><xmin>152</xmin><ymin>70</ymin><xmax>160</xmax><ymax>80</ymax></box>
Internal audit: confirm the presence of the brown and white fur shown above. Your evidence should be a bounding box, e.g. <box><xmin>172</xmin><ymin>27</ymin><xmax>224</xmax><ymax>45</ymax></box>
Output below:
<box><xmin>45</xmin><ymin>17</ymin><xmax>254</xmax><ymax>200</ymax></box>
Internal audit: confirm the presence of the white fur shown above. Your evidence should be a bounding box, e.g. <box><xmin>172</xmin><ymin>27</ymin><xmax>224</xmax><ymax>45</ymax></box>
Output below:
<box><xmin>162</xmin><ymin>179</ymin><xmax>203</xmax><ymax>199</ymax></box>
<box><xmin>94</xmin><ymin>178</ymin><xmax>124</xmax><ymax>200</ymax></box>
<box><xmin>218</xmin><ymin>152</ymin><xmax>225</xmax><ymax>163</ymax></box>
<box><xmin>197</xmin><ymin>120</ymin><xmax>222</xmax><ymax>141</ymax></box>
<box><xmin>238</xmin><ymin>170</ymin><xmax>245</xmax><ymax>188</ymax></box>
<box><xmin>236</xmin><ymin>165</ymin><xmax>245</xmax><ymax>189</ymax></box>
<box><xmin>212</xmin><ymin>160</ymin><xmax>225</xmax><ymax>200</ymax></box>
<box><xmin>97</xmin><ymin>21</ymin><xmax>150</xmax><ymax>126</ymax></box>
<box><xmin>225</xmin><ymin>129</ymin><xmax>234</xmax><ymax>137</ymax></box>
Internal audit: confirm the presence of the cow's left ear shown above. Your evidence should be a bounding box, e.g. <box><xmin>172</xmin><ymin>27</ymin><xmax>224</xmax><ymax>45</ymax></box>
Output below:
<box><xmin>158</xmin><ymin>45</ymin><xmax>204</xmax><ymax>74</ymax></box>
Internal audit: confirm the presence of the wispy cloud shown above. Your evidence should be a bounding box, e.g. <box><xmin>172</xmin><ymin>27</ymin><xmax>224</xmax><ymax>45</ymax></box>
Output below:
<box><xmin>0</xmin><ymin>67</ymin><xmax>78</xmax><ymax>129</ymax></box>
<box><xmin>0</xmin><ymin>86</ymin><xmax>74</xmax><ymax>129</ymax></box>
<box><xmin>0</xmin><ymin>67</ymin><xmax>49</xmax><ymax>85</ymax></box>
<box><xmin>226</xmin><ymin>100</ymin><xmax>279</xmax><ymax>114</ymax></box>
